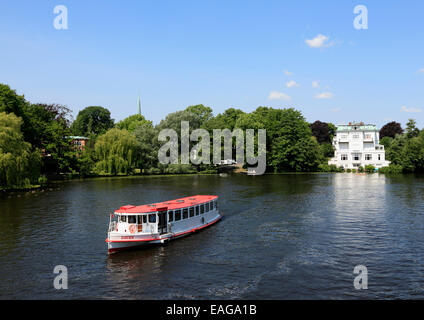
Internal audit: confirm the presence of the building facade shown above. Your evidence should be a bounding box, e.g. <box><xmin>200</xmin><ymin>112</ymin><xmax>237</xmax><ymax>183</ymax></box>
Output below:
<box><xmin>328</xmin><ymin>122</ymin><xmax>390</xmax><ymax>170</ymax></box>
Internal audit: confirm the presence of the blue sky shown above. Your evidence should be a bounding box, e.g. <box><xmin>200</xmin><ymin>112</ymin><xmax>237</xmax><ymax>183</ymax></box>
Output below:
<box><xmin>0</xmin><ymin>0</ymin><xmax>423</xmax><ymax>128</ymax></box>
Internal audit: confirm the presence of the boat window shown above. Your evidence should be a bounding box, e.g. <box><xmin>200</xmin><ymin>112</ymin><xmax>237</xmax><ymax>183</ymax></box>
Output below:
<box><xmin>189</xmin><ymin>207</ymin><xmax>194</xmax><ymax>217</ymax></box>
<box><xmin>128</xmin><ymin>215</ymin><xmax>136</xmax><ymax>224</ymax></box>
<box><xmin>168</xmin><ymin>211</ymin><xmax>174</xmax><ymax>222</ymax></box>
<box><xmin>175</xmin><ymin>210</ymin><xmax>181</xmax><ymax>221</ymax></box>
<box><xmin>120</xmin><ymin>215</ymin><xmax>127</xmax><ymax>223</ymax></box>
<box><xmin>205</xmin><ymin>203</ymin><xmax>210</xmax><ymax>212</ymax></box>
<box><xmin>137</xmin><ymin>215</ymin><xmax>142</xmax><ymax>224</ymax></box>
<box><xmin>200</xmin><ymin>204</ymin><xmax>205</xmax><ymax>214</ymax></box>
<box><xmin>148</xmin><ymin>214</ymin><xmax>156</xmax><ymax>223</ymax></box>
<box><xmin>195</xmin><ymin>206</ymin><xmax>200</xmax><ymax>215</ymax></box>
<box><xmin>143</xmin><ymin>215</ymin><xmax>147</xmax><ymax>223</ymax></box>
<box><xmin>183</xmin><ymin>208</ymin><xmax>188</xmax><ymax>219</ymax></box>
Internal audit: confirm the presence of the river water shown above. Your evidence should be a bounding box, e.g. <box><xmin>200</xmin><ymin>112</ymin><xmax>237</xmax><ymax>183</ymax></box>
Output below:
<box><xmin>0</xmin><ymin>173</ymin><xmax>423</xmax><ymax>299</ymax></box>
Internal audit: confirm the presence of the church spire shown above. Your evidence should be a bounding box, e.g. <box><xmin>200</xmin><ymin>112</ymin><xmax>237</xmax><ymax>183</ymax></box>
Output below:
<box><xmin>137</xmin><ymin>95</ymin><xmax>141</xmax><ymax>115</ymax></box>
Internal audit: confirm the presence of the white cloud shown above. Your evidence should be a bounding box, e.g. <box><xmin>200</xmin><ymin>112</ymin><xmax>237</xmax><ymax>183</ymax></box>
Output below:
<box><xmin>401</xmin><ymin>105</ymin><xmax>421</xmax><ymax>113</ymax></box>
<box><xmin>418</xmin><ymin>68</ymin><xmax>424</xmax><ymax>73</ymax></box>
<box><xmin>331</xmin><ymin>107</ymin><xmax>341</xmax><ymax>112</ymax></box>
<box><xmin>268</xmin><ymin>91</ymin><xmax>291</xmax><ymax>100</ymax></box>
<box><xmin>283</xmin><ymin>70</ymin><xmax>293</xmax><ymax>76</ymax></box>
<box><xmin>286</xmin><ymin>80</ymin><xmax>299</xmax><ymax>88</ymax></box>
<box><xmin>312</xmin><ymin>81</ymin><xmax>319</xmax><ymax>88</ymax></box>
<box><xmin>315</xmin><ymin>92</ymin><xmax>333</xmax><ymax>99</ymax></box>
<box><xmin>305</xmin><ymin>34</ymin><xmax>331</xmax><ymax>48</ymax></box>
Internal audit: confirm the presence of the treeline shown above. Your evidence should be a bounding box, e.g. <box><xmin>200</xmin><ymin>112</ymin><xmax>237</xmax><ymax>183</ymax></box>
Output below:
<box><xmin>1</xmin><ymin>83</ymin><xmax>423</xmax><ymax>189</ymax></box>
<box><xmin>378</xmin><ymin>120</ymin><xmax>424</xmax><ymax>173</ymax></box>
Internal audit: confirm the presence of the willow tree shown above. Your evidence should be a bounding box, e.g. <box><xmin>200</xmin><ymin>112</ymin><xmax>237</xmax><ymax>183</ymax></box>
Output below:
<box><xmin>94</xmin><ymin>128</ymin><xmax>139</xmax><ymax>175</ymax></box>
<box><xmin>0</xmin><ymin>112</ymin><xmax>40</xmax><ymax>188</ymax></box>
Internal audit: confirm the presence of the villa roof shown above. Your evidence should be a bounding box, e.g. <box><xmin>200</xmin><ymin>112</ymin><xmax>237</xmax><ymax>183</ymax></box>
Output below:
<box><xmin>114</xmin><ymin>195</ymin><xmax>218</xmax><ymax>214</ymax></box>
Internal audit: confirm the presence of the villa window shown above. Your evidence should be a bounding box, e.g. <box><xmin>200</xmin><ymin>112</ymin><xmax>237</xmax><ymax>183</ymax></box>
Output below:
<box><xmin>183</xmin><ymin>208</ymin><xmax>188</xmax><ymax>219</ymax></box>
<box><xmin>189</xmin><ymin>207</ymin><xmax>194</xmax><ymax>217</ymax></box>
<box><xmin>175</xmin><ymin>210</ymin><xmax>181</xmax><ymax>221</ymax></box>
<box><xmin>353</xmin><ymin>134</ymin><xmax>359</xmax><ymax>139</ymax></box>
<box><xmin>341</xmin><ymin>154</ymin><xmax>348</xmax><ymax>161</ymax></box>
<box><xmin>353</xmin><ymin>154</ymin><xmax>360</xmax><ymax>161</ymax></box>
<box><xmin>341</xmin><ymin>135</ymin><xmax>347</xmax><ymax>139</ymax></box>
<box><xmin>365</xmin><ymin>154</ymin><xmax>372</xmax><ymax>161</ymax></box>
<box><xmin>378</xmin><ymin>154</ymin><xmax>381</xmax><ymax>160</ymax></box>
<box><xmin>168</xmin><ymin>211</ymin><xmax>174</xmax><ymax>222</ymax></box>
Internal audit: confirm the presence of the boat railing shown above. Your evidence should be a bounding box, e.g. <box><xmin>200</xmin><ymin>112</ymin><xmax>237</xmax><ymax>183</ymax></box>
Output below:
<box><xmin>109</xmin><ymin>221</ymin><xmax>117</xmax><ymax>232</ymax></box>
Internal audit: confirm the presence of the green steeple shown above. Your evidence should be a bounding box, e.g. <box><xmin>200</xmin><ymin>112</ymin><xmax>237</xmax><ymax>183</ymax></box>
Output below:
<box><xmin>137</xmin><ymin>95</ymin><xmax>141</xmax><ymax>115</ymax></box>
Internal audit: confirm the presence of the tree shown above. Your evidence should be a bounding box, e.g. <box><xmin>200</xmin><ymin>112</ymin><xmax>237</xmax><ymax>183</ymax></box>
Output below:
<box><xmin>133</xmin><ymin>122</ymin><xmax>158</xmax><ymax>170</ymax></box>
<box><xmin>116</xmin><ymin>114</ymin><xmax>152</xmax><ymax>132</ymax></box>
<box><xmin>93</xmin><ymin>128</ymin><xmax>139</xmax><ymax>175</ymax></box>
<box><xmin>185</xmin><ymin>104</ymin><xmax>213</xmax><ymax>124</ymax></box>
<box><xmin>235</xmin><ymin>107</ymin><xmax>322</xmax><ymax>172</ymax></box>
<box><xmin>0</xmin><ymin>83</ymin><xmax>34</xmax><ymax>144</ymax></box>
<box><xmin>202</xmin><ymin>108</ymin><xmax>245</xmax><ymax>131</ymax></box>
<box><xmin>380</xmin><ymin>121</ymin><xmax>403</xmax><ymax>139</ymax></box>
<box><xmin>71</xmin><ymin>106</ymin><xmax>114</xmax><ymax>136</ymax></box>
<box><xmin>405</xmin><ymin>119</ymin><xmax>420</xmax><ymax>139</ymax></box>
<box><xmin>0</xmin><ymin>112</ymin><xmax>40</xmax><ymax>188</ymax></box>
<box><xmin>310</xmin><ymin>120</ymin><xmax>332</xmax><ymax>144</ymax></box>
<box><xmin>25</xmin><ymin>103</ymin><xmax>74</xmax><ymax>173</ymax></box>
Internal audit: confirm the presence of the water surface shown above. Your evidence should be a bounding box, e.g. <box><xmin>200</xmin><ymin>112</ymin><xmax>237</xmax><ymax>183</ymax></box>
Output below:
<box><xmin>0</xmin><ymin>174</ymin><xmax>423</xmax><ymax>299</ymax></box>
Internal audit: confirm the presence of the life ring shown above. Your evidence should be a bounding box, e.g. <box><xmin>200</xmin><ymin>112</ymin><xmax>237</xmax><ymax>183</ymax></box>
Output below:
<box><xmin>129</xmin><ymin>225</ymin><xmax>137</xmax><ymax>234</ymax></box>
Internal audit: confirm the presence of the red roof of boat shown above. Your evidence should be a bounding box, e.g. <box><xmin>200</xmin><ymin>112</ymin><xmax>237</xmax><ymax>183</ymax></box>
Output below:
<box><xmin>114</xmin><ymin>195</ymin><xmax>218</xmax><ymax>214</ymax></box>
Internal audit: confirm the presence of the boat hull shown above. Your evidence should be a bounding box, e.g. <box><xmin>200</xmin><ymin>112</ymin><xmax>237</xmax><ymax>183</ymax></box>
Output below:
<box><xmin>107</xmin><ymin>214</ymin><xmax>221</xmax><ymax>254</ymax></box>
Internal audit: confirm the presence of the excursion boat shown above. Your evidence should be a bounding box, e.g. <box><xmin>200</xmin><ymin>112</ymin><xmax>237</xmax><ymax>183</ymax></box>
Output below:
<box><xmin>106</xmin><ymin>195</ymin><xmax>221</xmax><ymax>254</ymax></box>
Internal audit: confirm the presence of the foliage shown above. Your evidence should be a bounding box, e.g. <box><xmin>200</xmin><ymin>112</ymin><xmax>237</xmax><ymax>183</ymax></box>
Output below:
<box><xmin>235</xmin><ymin>107</ymin><xmax>322</xmax><ymax>172</ymax></box>
<box><xmin>93</xmin><ymin>128</ymin><xmax>139</xmax><ymax>175</ymax></box>
<box><xmin>364</xmin><ymin>164</ymin><xmax>375</xmax><ymax>173</ymax></box>
<box><xmin>71</xmin><ymin>106</ymin><xmax>114</xmax><ymax>136</ymax></box>
<box><xmin>378</xmin><ymin>164</ymin><xmax>403</xmax><ymax>174</ymax></box>
<box><xmin>116</xmin><ymin>114</ymin><xmax>152</xmax><ymax>132</ymax></box>
<box><xmin>379</xmin><ymin>121</ymin><xmax>403</xmax><ymax>139</ymax></box>
<box><xmin>405</xmin><ymin>119</ymin><xmax>420</xmax><ymax>139</ymax></box>
<box><xmin>318</xmin><ymin>164</ymin><xmax>343</xmax><ymax>172</ymax></box>
<box><xmin>0</xmin><ymin>112</ymin><xmax>40</xmax><ymax>188</ymax></box>
<box><xmin>133</xmin><ymin>121</ymin><xmax>158</xmax><ymax>170</ymax></box>
<box><xmin>310</xmin><ymin>120</ymin><xmax>332</xmax><ymax>144</ymax></box>
<box><xmin>358</xmin><ymin>166</ymin><xmax>364</xmax><ymax>173</ymax></box>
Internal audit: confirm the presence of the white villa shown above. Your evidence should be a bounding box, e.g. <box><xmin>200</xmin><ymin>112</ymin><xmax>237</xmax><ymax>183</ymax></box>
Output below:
<box><xmin>328</xmin><ymin>122</ymin><xmax>390</xmax><ymax>170</ymax></box>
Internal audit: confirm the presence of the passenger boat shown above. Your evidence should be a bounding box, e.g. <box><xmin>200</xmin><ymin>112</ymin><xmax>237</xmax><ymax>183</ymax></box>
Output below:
<box><xmin>106</xmin><ymin>195</ymin><xmax>221</xmax><ymax>254</ymax></box>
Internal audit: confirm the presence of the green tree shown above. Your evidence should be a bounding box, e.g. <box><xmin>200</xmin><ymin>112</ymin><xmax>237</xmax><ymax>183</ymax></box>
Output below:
<box><xmin>235</xmin><ymin>107</ymin><xmax>321</xmax><ymax>172</ymax></box>
<box><xmin>185</xmin><ymin>104</ymin><xmax>213</xmax><ymax>124</ymax></box>
<box><xmin>71</xmin><ymin>106</ymin><xmax>114</xmax><ymax>136</ymax></box>
<box><xmin>133</xmin><ymin>121</ymin><xmax>158</xmax><ymax>170</ymax></box>
<box><xmin>406</xmin><ymin>119</ymin><xmax>420</xmax><ymax>139</ymax></box>
<box><xmin>25</xmin><ymin>104</ymin><xmax>74</xmax><ymax>173</ymax></box>
<box><xmin>93</xmin><ymin>128</ymin><xmax>139</xmax><ymax>175</ymax></box>
<box><xmin>202</xmin><ymin>108</ymin><xmax>245</xmax><ymax>131</ymax></box>
<box><xmin>0</xmin><ymin>112</ymin><xmax>40</xmax><ymax>188</ymax></box>
<box><xmin>116</xmin><ymin>114</ymin><xmax>152</xmax><ymax>132</ymax></box>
